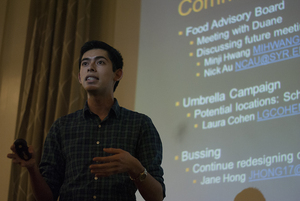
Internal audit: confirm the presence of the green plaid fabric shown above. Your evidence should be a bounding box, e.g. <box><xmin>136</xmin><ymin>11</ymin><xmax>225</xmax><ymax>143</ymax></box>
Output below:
<box><xmin>40</xmin><ymin>99</ymin><xmax>165</xmax><ymax>201</ymax></box>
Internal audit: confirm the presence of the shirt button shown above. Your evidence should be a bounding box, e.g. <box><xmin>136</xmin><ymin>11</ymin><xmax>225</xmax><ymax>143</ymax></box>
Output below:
<box><xmin>93</xmin><ymin>195</ymin><xmax>97</xmax><ymax>199</ymax></box>
<box><xmin>98</xmin><ymin>125</ymin><xmax>101</xmax><ymax>128</ymax></box>
<box><xmin>94</xmin><ymin>176</ymin><xmax>98</xmax><ymax>180</ymax></box>
<box><xmin>96</xmin><ymin>141</ymin><xmax>100</xmax><ymax>145</ymax></box>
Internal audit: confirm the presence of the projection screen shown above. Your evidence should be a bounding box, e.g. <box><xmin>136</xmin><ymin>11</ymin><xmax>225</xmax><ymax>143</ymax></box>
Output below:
<box><xmin>135</xmin><ymin>0</ymin><xmax>300</xmax><ymax>200</ymax></box>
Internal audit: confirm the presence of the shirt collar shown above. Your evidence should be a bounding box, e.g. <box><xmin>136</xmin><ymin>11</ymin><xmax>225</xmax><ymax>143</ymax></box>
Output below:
<box><xmin>110</xmin><ymin>98</ymin><xmax>121</xmax><ymax>118</ymax></box>
<box><xmin>83</xmin><ymin>98</ymin><xmax>121</xmax><ymax>119</ymax></box>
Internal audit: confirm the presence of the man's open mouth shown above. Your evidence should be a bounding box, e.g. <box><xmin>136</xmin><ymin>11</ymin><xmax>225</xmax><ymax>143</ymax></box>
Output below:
<box><xmin>86</xmin><ymin>76</ymin><xmax>99</xmax><ymax>81</ymax></box>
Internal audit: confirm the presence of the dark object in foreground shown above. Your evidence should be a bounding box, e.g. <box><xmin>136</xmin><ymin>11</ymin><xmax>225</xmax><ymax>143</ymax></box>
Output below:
<box><xmin>14</xmin><ymin>139</ymin><xmax>32</xmax><ymax>161</ymax></box>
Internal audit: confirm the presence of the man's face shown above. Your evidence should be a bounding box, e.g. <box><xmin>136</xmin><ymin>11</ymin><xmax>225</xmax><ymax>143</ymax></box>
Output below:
<box><xmin>78</xmin><ymin>49</ymin><xmax>122</xmax><ymax>95</ymax></box>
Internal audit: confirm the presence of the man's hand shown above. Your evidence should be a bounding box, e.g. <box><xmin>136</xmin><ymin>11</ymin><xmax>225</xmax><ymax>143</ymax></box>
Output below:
<box><xmin>91</xmin><ymin>148</ymin><xmax>164</xmax><ymax>200</ymax></box>
<box><xmin>7</xmin><ymin>143</ymin><xmax>54</xmax><ymax>201</ymax></box>
<box><xmin>7</xmin><ymin>144</ymin><xmax>36</xmax><ymax>168</ymax></box>
<box><xmin>90</xmin><ymin>148</ymin><xmax>144</xmax><ymax>178</ymax></box>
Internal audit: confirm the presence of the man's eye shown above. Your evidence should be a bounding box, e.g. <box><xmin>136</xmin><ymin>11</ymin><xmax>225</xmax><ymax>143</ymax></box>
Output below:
<box><xmin>97</xmin><ymin>61</ymin><xmax>104</xmax><ymax>65</ymax></box>
<box><xmin>81</xmin><ymin>62</ymin><xmax>88</xmax><ymax>66</ymax></box>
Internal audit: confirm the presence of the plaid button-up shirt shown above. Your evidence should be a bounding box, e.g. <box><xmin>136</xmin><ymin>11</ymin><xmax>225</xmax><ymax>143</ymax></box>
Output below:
<box><xmin>40</xmin><ymin>99</ymin><xmax>165</xmax><ymax>201</ymax></box>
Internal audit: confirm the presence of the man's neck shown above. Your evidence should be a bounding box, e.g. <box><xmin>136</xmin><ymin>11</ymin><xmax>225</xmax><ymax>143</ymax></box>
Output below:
<box><xmin>87</xmin><ymin>94</ymin><xmax>115</xmax><ymax>120</ymax></box>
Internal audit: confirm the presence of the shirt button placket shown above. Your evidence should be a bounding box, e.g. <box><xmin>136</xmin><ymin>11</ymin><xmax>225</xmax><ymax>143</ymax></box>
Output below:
<box><xmin>96</xmin><ymin>124</ymin><xmax>101</xmax><ymax>145</ymax></box>
<box><xmin>93</xmin><ymin>166</ymin><xmax>98</xmax><ymax>200</ymax></box>
<box><xmin>93</xmin><ymin>124</ymin><xmax>101</xmax><ymax>200</ymax></box>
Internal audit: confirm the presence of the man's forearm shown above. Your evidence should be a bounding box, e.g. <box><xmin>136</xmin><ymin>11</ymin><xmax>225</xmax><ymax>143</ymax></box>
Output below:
<box><xmin>134</xmin><ymin>173</ymin><xmax>164</xmax><ymax>201</ymax></box>
<box><xmin>27</xmin><ymin>165</ymin><xmax>54</xmax><ymax>201</ymax></box>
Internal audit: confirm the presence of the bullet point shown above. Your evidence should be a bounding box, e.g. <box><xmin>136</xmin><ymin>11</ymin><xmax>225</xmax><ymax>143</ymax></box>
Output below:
<box><xmin>190</xmin><ymin>41</ymin><xmax>194</xmax><ymax>45</ymax></box>
<box><xmin>187</xmin><ymin>113</ymin><xmax>191</xmax><ymax>117</ymax></box>
<box><xmin>193</xmin><ymin>180</ymin><xmax>197</xmax><ymax>184</ymax></box>
<box><xmin>197</xmin><ymin>62</ymin><xmax>201</xmax><ymax>66</ymax></box>
<box><xmin>175</xmin><ymin>102</ymin><xmax>180</xmax><ymax>107</ymax></box>
<box><xmin>186</xmin><ymin>168</ymin><xmax>190</xmax><ymax>172</ymax></box>
<box><xmin>175</xmin><ymin>155</ymin><xmax>179</xmax><ymax>160</ymax></box>
<box><xmin>194</xmin><ymin>124</ymin><xmax>198</xmax><ymax>128</ymax></box>
<box><xmin>196</xmin><ymin>73</ymin><xmax>200</xmax><ymax>77</ymax></box>
<box><xmin>178</xmin><ymin>31</ymin><xmax>183</xmax><ymax>35</ymax></box>
<box><xmin>189</xmin><ymin>52</ymin><xmax>193</xmax><ymax>57</ymax></box>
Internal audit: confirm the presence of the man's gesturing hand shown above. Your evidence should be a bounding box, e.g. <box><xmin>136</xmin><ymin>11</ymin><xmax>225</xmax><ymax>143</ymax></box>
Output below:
<box><xmin>90</xmin><ymin>148</ymin><xmax>144</xmax><ymax>178</ymax></box>
<box><xmin>7</xmin><ymin>144</ymin><xmax>36</xmax><ymax>168</ymax></box>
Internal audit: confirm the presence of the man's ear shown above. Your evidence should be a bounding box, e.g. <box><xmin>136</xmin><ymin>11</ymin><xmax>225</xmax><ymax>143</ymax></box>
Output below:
<box><xmin>114</xmin><ymin>69</ymin><xmax>123</xmax><ymax>81</ymax></box>
<box><xmin>78</xmin><ymin>72</ymin><xmax>82</xmax><ymax>84</ymax></box>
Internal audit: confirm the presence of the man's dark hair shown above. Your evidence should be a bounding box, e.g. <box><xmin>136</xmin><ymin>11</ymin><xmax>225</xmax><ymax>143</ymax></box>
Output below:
<box><xmin>79</xmin><ymin>40</ymin><xmax>123</xmax><ymax>92</ymax></box>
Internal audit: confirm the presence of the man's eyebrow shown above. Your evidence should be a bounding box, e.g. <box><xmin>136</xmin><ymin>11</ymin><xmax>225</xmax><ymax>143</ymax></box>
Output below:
<box><xmin>81</xmin><ymin>56</ymin><xmax>108</xmax><ymax>62</ymax></box>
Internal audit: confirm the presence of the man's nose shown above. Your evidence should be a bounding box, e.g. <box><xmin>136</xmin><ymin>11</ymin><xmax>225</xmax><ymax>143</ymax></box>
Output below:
<box><xmin>87</xmin><ymin>62</ymin><xmax>96</xmax><ymax>72</ymax></box>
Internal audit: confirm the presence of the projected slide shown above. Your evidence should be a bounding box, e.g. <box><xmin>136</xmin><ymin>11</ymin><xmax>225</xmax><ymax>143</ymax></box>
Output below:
<box><xmin>135</xmin><ymin>0</ymin><xmax>300</xmax><ymax>200</ymax></box>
